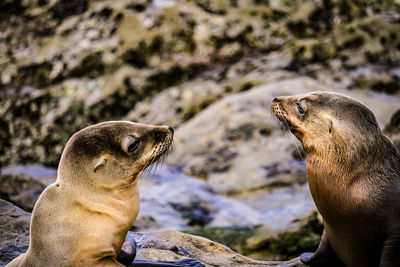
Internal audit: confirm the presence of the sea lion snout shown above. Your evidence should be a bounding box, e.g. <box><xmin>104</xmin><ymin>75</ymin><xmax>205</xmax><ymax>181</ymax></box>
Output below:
<box><xmin>271</xmin><ymin>98</ymin><xmax>286</xmax><ymax>122</ymax></box>
<box><xmin>168</xmin><ymin>126</ymin><xmax>174</xmax><ymax>135</ymax></box>
<box><xmin>152</xmin><ymin>125</ymin><xmax>174</xmax><ymax>142</ymax></box>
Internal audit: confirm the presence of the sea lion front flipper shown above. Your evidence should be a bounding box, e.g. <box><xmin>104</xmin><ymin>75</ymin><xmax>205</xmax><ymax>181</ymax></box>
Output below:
<box><xmin>380</xmin><ymin>233</ymin><xmax>400</xmax><ymax>267</ymax></box>
<box><xmin>300</xmin><ymin>230</ymin><xmax>344</xmax><ymax>267</ymax></box>
<box><xmin>117</xmin><ymin>233</ymin><xmax>204</xmax><ymax>267</ymax></box>
<box><xmin>117</xmin><ymin>232</ymin><xmax>137</xmax><ymax>266</ymax></box>
<box><xmin>130</xmin><ymin>259</ymin><xmax>205</xmax><ymax>267</ymax></box>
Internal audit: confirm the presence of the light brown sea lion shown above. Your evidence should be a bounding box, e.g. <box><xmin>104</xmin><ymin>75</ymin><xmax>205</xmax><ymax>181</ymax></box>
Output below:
<box><xmin>271</xmin><ymin>91</ymin><xmax>400</xmax><ymax>267</ymax></box>
<box><xmin>6</xmin><ymin>121</ymin><xmax>203</xmax><ymax>267</ymax></box>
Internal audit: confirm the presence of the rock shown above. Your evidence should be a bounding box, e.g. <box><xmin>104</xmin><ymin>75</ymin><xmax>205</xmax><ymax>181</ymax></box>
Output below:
<box><xmin>184</xmin><ymin>211</ymin><xmax>323</xmax><ymax>261</ymax></box>
<box><xmin>136</xmin><ymin>164</ymin><xmax>318</xmax><ymax>260</ymax></box>
<box><xmin>2</xmin><ymin>0</ymin><xmax>400</xmax><ymax>167</ymax></box>
<box><xmin>136</xmin><ymin>165</ymin><xmax>316</xmax><ymax>235</ymax></box>
<box><xmin>167</xmin><ymin>77</ymin><xmax>400</xmax><ymax>193</ymax></box>
<box><xmin>50</xmin><ymin>0</ymin><xmax>89</xmax><ymax>20</ymax></box>
<box><xmin>125</xmin><ymin>80</ymin><xmax>224</xmax><ymax>128</ymax></box>
<box><xmin>385</xmin><ymin>109</ymin><xmax>400</xmax><ymax>135</ymax></box>
<box><xmin>0</xmin><ymin>173</ymin><xmax>45</xmax><ymax>211</ymax></box>
<box><xmin>0</xmin><ymin>0</ymin><xmax>290</xmax><ymax>167</ymax></box>
<box><xmin>0</xmin><ymin>163</ymin><xmax>316</xmax><ymax>256</ymax></box>
<box><xmin>384</xmin><ymin>109</ymin><xmax>400</xmax><ymax>152</ymax></box>
<box><xmin>132</xmin><ymin>230</ymin><xmax>307</xmax><ymax>267</ymax></box>
<box><xmin>1</xmin><ymin>1</ymin><xmax>400</xmax><ymax>263</ymax></box>
<box><xmin>288</xmin><ymin>12</ymin><xmax>400</xmax><ymax>71</ymax></box>
<box><xmin>1</xmin><ymin>164</ymin><xmax>57</xmax><ymax>186</ymax></box>
<box><xmin>124</xmin><ymin>58</ymin><xmax>295</xmax><ymax>128</ymax></box>
<box><xmin>336</xmin><ymin>15</ymin><xmax>400</xmax><ymax>68</ymax></box>
<box><xmin>0</xmin><ymin>200</ymin><xmax>309</xmax><ymax>267</ymax></box>
<box><xmin>351</xmin><ymin>74</ymin><xmax>400</xmax><ymax>94</ymax></box>
<box><xmin>0</xmin><ymin>200</ymin><xmax>31</xmax><ymax>266</ymax></box>
<box><xmin>0</xmin><ymin>164</ymin><xmax>57</xmax><ymax>211</ymax></box>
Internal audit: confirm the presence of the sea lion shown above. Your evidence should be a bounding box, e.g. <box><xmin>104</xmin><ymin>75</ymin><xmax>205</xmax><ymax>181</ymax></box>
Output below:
<box><xmin>271</xmin><ymin>91</ymin><xmax>400</xmax><ymax>267</ymax></box>
<box><xmin>7</xmin><ymin>121</ymin><xmax>204</xmax><ymax>267</ymax></box>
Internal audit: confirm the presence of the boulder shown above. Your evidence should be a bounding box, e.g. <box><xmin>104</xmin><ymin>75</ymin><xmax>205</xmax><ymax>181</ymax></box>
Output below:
<box><xmin>0</xmin><ymin>200</ymin><xmax>31</xmax><ymax>266</ymax></box>
<box><xmin>167</xmin><ymin>77</ymin><xmax>400</xmax><ymax>193</ymax></box>
<box><xmin>0</xmin><ymin>0</ymin><xmax>288</xmax><ymax>167</ymax></box>
<box><xmin>132</xmin><ymin>230</ymin><xmax>307</xmax><ymax>267</ymax></box>
<box><xmin>2</xmin><ymin>0</ymin><xmax>400</xmax><ymax>168</ymax></box>
<box><xmin>1</xmin><ymin>164</ymin><xmax>57</xmax><ymax>186</ymax></box>
<box><xmin>136</xmin><ymin>165</ymin><xmax>315</xmax><ymax>233</ymax></box>
<box><xmin>0</xmin><ymin>200</ymin><xmax>308</xmax><ymax>267</ymax></box>
<box><xmin>184</xmin><ymin>211</ymin><xmax>323</xmax><ymax>261</ymax></box>
<box><xmin>384</xmin><ymin>109</ymin><xmax>400</xmax><ymax>152</ymax></box>
<box><xmin>123</xmin><ymin>59</ymin><xmax>295</xmax><ymax>129</ymax></box>
<box><xmin>0</xmin><ymin>173</ymin><xmax>45</xmax><ymax>211</ymax></box>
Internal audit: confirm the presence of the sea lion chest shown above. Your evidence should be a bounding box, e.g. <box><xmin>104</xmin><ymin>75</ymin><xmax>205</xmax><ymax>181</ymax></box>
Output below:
<box><xmin>306</xmin><ymin>156</ymin><xmax>384</xmax><ymax>267</ymax></box>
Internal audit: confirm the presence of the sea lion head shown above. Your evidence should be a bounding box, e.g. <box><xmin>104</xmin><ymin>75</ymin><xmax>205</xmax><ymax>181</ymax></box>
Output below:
<box><xmin>57</xmin><ymin>121</ymin><xmax>173</xmax><ymax>189</ymax></box>
<box><xmin>271</xmin><ymin>91</ymin><xmax>380</xmax><ymax>155</ymax></box>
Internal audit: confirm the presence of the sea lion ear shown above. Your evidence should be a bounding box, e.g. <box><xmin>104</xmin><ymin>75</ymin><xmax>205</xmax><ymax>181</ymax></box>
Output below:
<box><xmin>94</xmin><ymin>157</ymin><xmax>107</xmax><ymax>173</ymax></box>
<box><xmin>328</xmin><ymin>120</ymin><xmax>333</xmax><ymax>134</ymax></box>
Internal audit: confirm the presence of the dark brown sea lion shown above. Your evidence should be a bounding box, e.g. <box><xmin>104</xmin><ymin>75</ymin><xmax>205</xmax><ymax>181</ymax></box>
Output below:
<box><xmin>271</xmin><ymin>91</ymin><xmax>400</xmax><ymax>267</ymax></box>
<box><xmin>6</xmin><ymin>121</ymin><xmax>203</xmax><ymax>267</ymax></box>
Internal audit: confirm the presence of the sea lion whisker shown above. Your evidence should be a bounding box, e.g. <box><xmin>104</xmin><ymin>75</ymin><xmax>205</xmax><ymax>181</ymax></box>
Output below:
<box><xmin>288</xmin><ymin>133</ymin><xmax>303</xmax><ymax>160</ymax></box>
<box><xmin>271</xmin><ymin>105</ymin><xmax>302</xmax><ymax>156</ymax></box>
<box><xmin>154</xmin><ymin>161</ymin><xmax>161</xmax><ymax>175</ymax></box>
<box><xmin>143</xmin><ymin>139</ymin><xmax>172</xmax><ymax>178</ymax></box>
<box><xmin>142</xmin><ymin>154</ymin><xmax>155</xmax><ymax>178</ymax></box>
<box><xmin>146</xmin><ymin>155</ymin><xmax>156</xmax><ymax>177</ymax></box>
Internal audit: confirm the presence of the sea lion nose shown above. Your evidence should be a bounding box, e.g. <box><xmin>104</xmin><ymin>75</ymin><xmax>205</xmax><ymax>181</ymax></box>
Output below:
<box><xmin>168</xmin><ymin>126</ymin><xmax>174</xmax><ymax>135</ymax></box>
<box><xmin>272</xmin><ymin>97</ymin><xmax>280</xmax><ymax>103</ymax></box>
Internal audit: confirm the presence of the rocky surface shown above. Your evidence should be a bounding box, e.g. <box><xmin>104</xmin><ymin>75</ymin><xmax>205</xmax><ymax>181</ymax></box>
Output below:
<box><xmin>131</xmin><ymin>230</ymin><xmax>307</xmax><ymax>267</ymax></box>
<box><xmin>385</xmin><ymin>109</ymin><xmax>400</xmax><ymax>151</ymax></box>
<box><xmin>1</xmin><ymin>0</ymin><xmax>400</xmax><ymax>166</ymax></box>
<box><xmin>0</xmin><ymin>173</ymin><xmax>45</xmax><ymax>211</ymax></box>
<box><xmin>0</xmin><ymin>164</ymin><xmax>57</xmax><ymax>211</ymax></box>
<box><xmin>184</xmin><ymin>211</ymin><xmax>323</xmax><ymax>261</ymax></box>
<box><xmin>167</xmin><ymin>77</ymin><xmax>400</xmax><ymax>193</ymax></box>
<box><xmin>137</xmin><ymin>165</ymin><xmax>323</xmax><ymax>260</ymax></box>
<box><xmin>137</xmin><ymin>165</ymin><xmax>315</xmax><ymax>232</ymax></box>
<box><xmin>1</xmin><ymin>164</ymin><xmax>57</xmax><ymax>186</ymax></box>
<box><xmin>0</xmin><ymin>199</ymin><xmax>308</xmax><ymax>267</ymax></box>
<box><xmin>0</xmin><ymin>200</ymin><xmax>30</xmax><ymax>267</ymax></box>
<box><xmin>0</xmin><ymin>0</ymin><xmax>288</xmax><ymax>166</ymax></box>
<box><xmin>1</xmin><ymin>0</ymin><xmax>400</xmax><ymax>263</ymax></box>
<box><xmin>1</xmin><ymin>164</ymin><xmax>319</xmax><ymax>260</ymax></box>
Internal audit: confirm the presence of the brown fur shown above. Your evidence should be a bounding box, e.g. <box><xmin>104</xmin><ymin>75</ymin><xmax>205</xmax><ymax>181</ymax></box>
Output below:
<box><xmin>272</xmin><ymin>91</ymin><xmax>400</xmax><ymax>267</ymax></box>
<box><xmin>7</xmin><ymin>121</ymin><xmax>173</xmax><ymax>267</ymax></box>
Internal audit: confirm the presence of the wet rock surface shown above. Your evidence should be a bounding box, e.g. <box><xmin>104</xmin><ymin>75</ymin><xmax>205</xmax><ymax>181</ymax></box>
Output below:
<box><xmin>0</xmin><ymin>200</ymin><xmax>30</xmax><ymax>266</ymax></box>
<box><xmin>137</xmin><ymin>165</ymin><xmax>316</xmax><ymax>234</ymax></box>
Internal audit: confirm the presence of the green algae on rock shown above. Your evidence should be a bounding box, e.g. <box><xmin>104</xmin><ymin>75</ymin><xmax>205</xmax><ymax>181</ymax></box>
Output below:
<box><xmin>184</xmin><ymin>211</ymin><xmax>322</xmax><ymax>261</ymax></box>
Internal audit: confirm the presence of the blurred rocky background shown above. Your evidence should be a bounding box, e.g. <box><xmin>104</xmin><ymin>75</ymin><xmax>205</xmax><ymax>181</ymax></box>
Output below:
<box><xmin>1</xmin><ymin>0</ymin><xmax>400</xmax><ymax>265</ymax></box>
